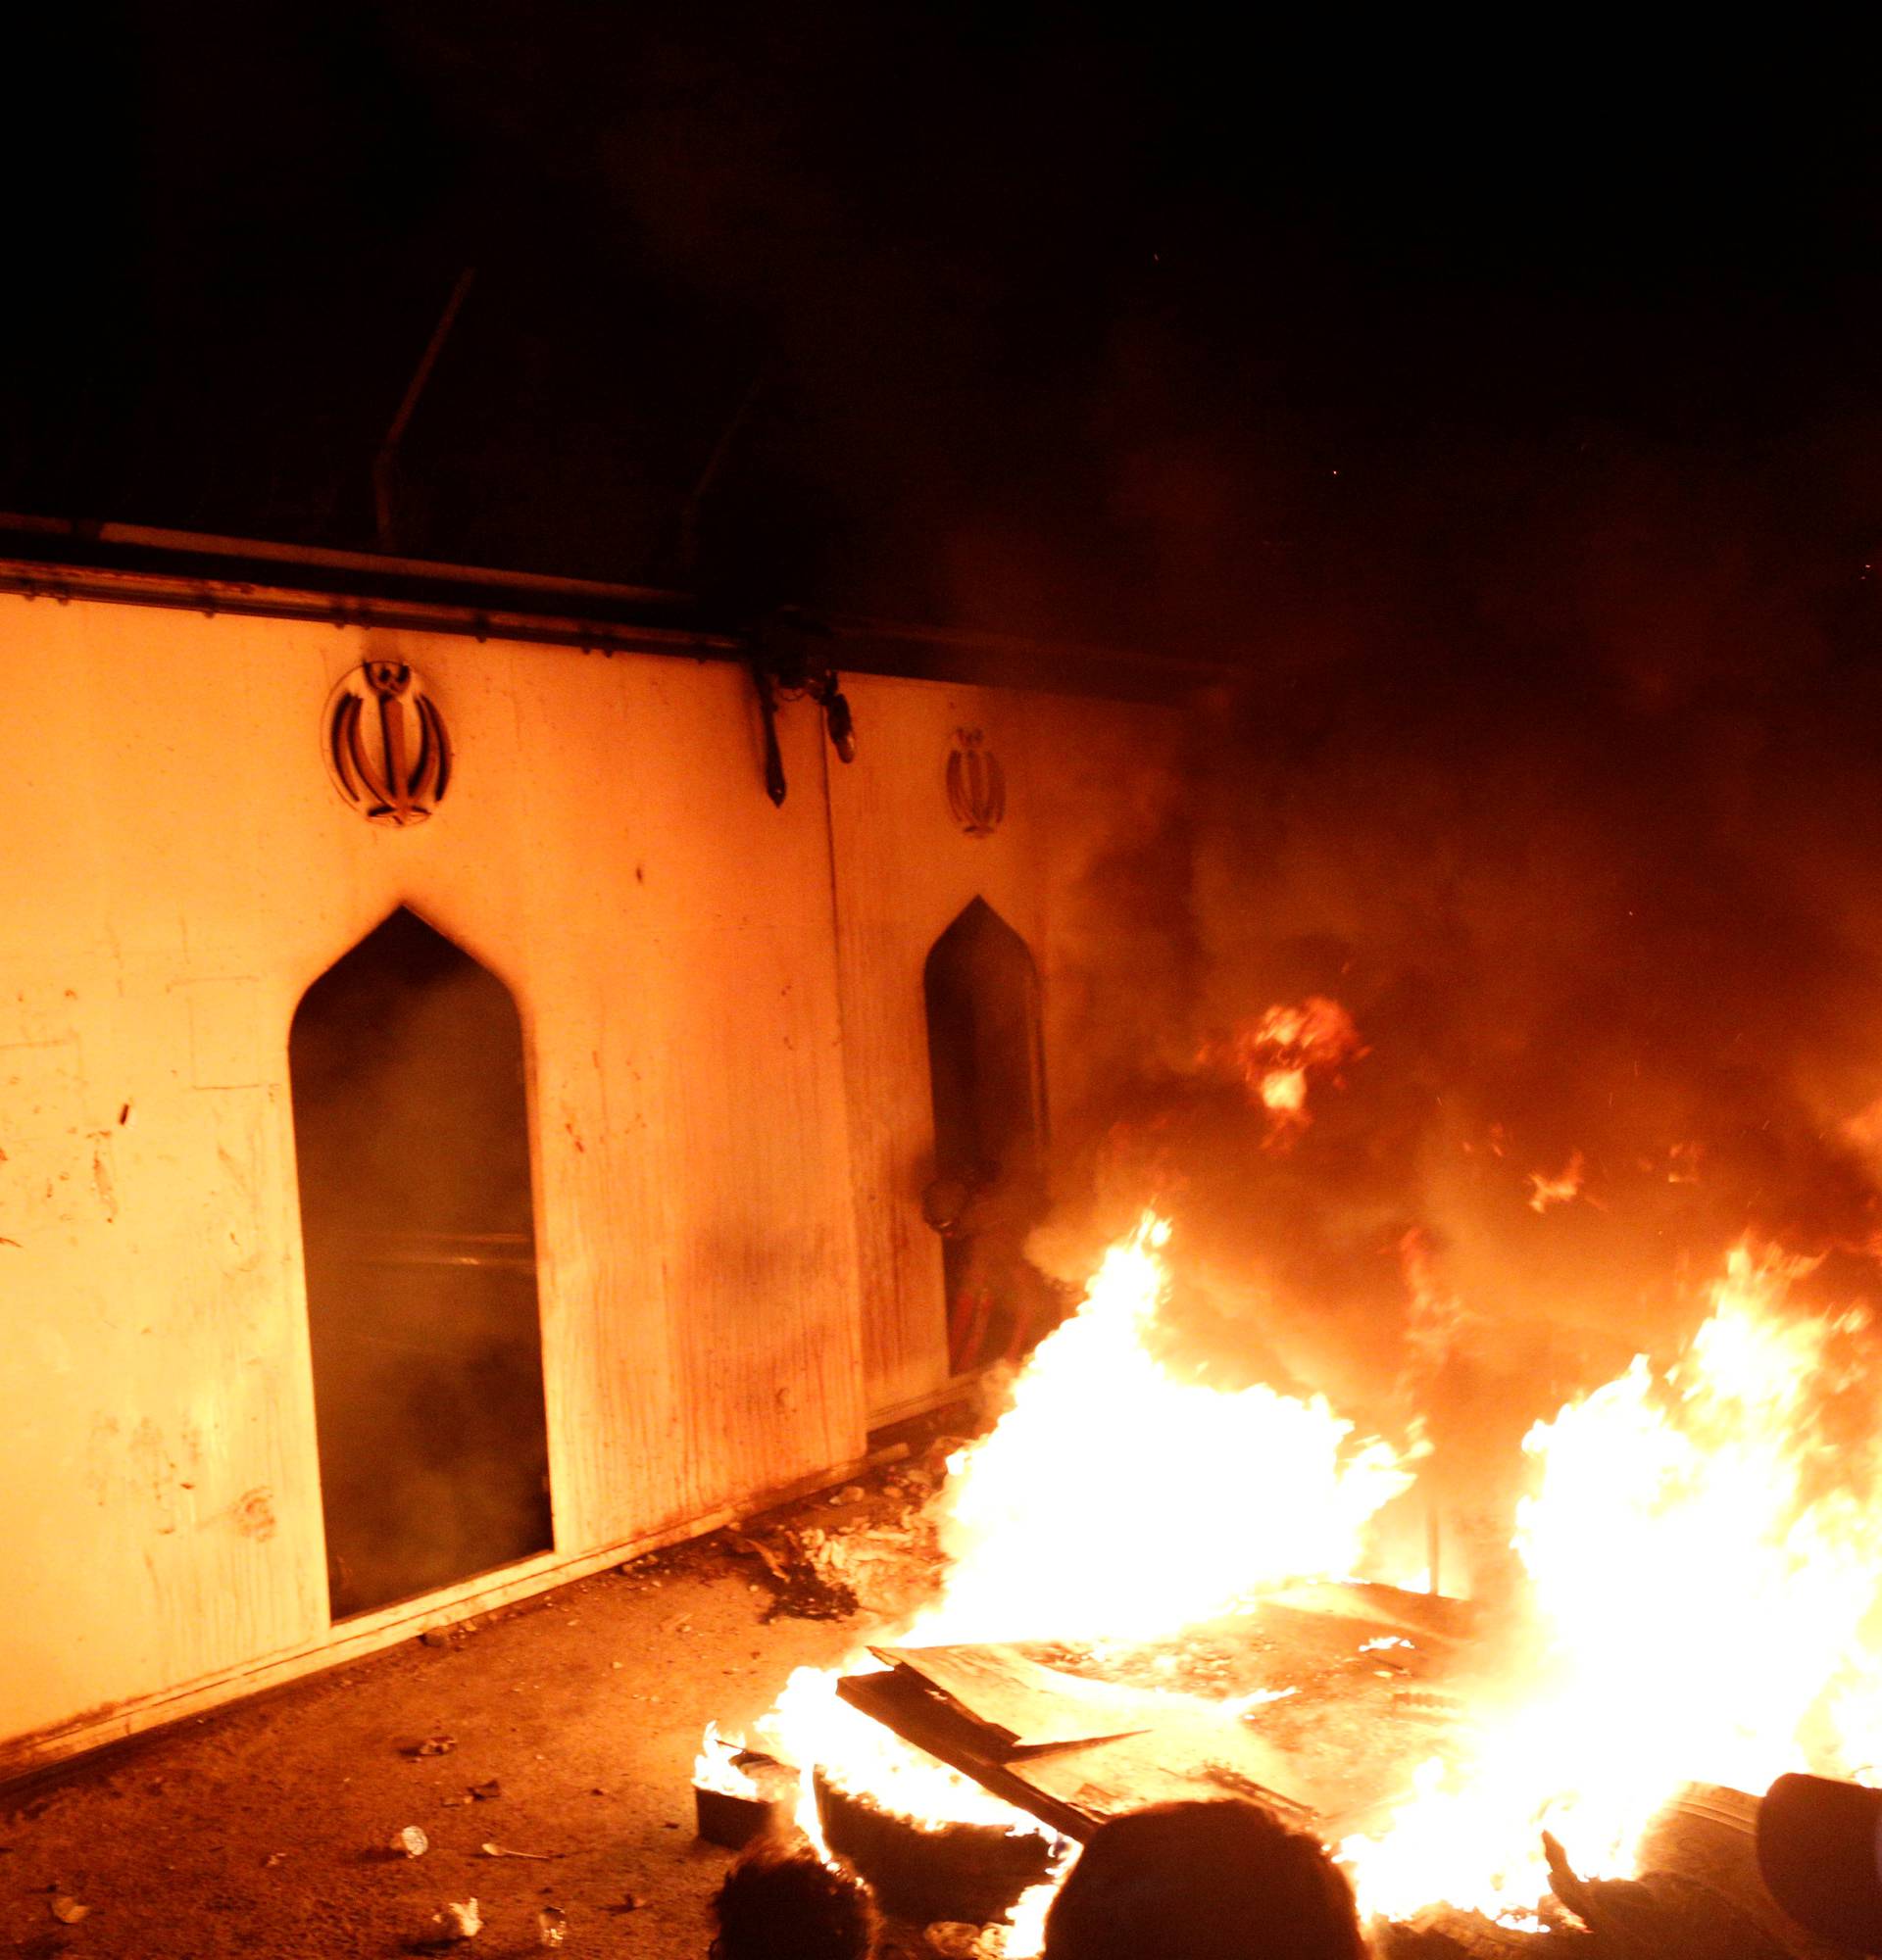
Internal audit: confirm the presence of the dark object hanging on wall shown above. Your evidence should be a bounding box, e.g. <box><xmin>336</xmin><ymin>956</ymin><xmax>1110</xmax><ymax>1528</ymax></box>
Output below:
<box><xmin>750</xmin><ymin>609</ymin><xmax>857</xmax><ymax>806</ymax></box>
<box><xmin>324</xmin><ymin>661</ymin><xmax>452</xmax><ymax>825</ymax></box>
<box><xmin>946</xmin><ymin>727</ymin><xmax>1005</xmax><ymax>837</ymax></box>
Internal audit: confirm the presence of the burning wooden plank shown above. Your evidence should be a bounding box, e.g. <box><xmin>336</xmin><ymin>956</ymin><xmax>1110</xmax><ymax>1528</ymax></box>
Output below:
<box><xmin>834</xmin><ymin>1582</ymin><xmax>1471</xmax><ymax>1844</ymax></box>
<box><xmin>838</xmin><ymin>1656</ymin><xmax>1310</xmax><ymax>1842</ymax></box>
<box><xmin>861</xmin><ymin>1642</ymin><xmax>1172</xmax><ymax>1752</ymax></box>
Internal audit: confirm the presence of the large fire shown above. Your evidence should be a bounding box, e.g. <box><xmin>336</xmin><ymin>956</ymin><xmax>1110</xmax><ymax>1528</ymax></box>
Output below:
<box><xmin>1344</xmin><ymin>1242</ymin><xmax>1882</xmax><ymax>1922</ymax></box>
<box><xmin>751</xmin><ymin>1218</ymin><xmax>1415</xmax><ymax>1846</ymax></box>
<box><xmin>723</xmin><ymin>1123</ymin><xmax>1882</xmax><ymax>1944</ymax></box>
<box><xmin>911</xmin><ymin>1220</ymin><xmax>1412</xmax><ymax>1648</ymax></box>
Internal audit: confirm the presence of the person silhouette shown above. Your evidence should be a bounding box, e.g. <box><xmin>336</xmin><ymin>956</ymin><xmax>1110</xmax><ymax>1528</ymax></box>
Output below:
<box><xmin>709</xmin><ymin>1832</ymin><xmax>879</xmax><ymax>1960</ymax></box>
<box><xmin>1041</xmin><ymin>1799</ymin><xmax>1366</xmax><ymax>1960</ymax></box>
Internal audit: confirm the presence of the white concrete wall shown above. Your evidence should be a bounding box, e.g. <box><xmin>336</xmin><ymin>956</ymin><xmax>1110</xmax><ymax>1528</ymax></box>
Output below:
<box><xmin>826</xmin><ymin>675</ymin><xmax>1186</xmax><ymax>1418</ymax></box>
<box><xmin>0</xmin><ymin>596</ymin><xmax>866</xmax><ymax>1763</ymax></box>
<box><xmin>0</xmin><ymin>592</ymin><xmax>1183</xmax><ymax>1767</ymax></box>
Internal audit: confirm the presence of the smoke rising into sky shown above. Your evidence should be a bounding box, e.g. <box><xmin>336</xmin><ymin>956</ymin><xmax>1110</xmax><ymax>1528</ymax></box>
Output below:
<box><xmin>1038</xmin><ymin>476</ymin><xmax>1882</xmax><ymax>1578</ymax></box>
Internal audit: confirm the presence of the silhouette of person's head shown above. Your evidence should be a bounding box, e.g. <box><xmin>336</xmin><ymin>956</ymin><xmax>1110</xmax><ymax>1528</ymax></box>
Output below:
<box><xmin>709</xmin><ymin>1833</ymin><xmax>878</xmax><ymax>1960</ymax></box>
<box><xmin>1041</xmin><ymin>1799</ymin><xmax>1366</xmax><ymax>1960</ymax></box>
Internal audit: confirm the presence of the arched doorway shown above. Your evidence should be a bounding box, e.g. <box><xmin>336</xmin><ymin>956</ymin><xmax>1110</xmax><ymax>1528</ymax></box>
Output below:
<box><xmin>290</xmin><ymin>907</ymin><xmax>553</xmax><ymax>1619</ymax></box>
<box><xmin>921</xmin><ymin>898</ymin><xmax>1055</xmax><ymax>1372</ymax></box>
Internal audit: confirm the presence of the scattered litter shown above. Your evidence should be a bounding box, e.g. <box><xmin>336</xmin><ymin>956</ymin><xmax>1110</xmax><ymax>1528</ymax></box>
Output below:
<box><xmin>263</xmin><ymin>1850</ymin><xmax>289</xmax><ymax>1867</ymax></box>
<box><xmin>391</xmin><ymin>1825</ymin><xmax>431</xmax><ymax>1857</ymax></box>
<box><xmin>421</xmin><ymin>1898</ymin><xmax>481</xmax><ymax>1946</ymax></box>
<box><xmin>405</xmin><ymin>1735</ymin><xmax>459</xmax><ymax>1758</ymax></box>
<box><xmin>730</xmin><ymin>1527</ymin><xmax>859</xmax><ymax>1621</ymax></box>
<box><xmin>537</xmin><ymin>1904</ymin><xmax>568</xmax><ymax>1947</ymax></box>
<box><xmin>605</xmin><ymin>1893</ymin><xmax>646</xmax><ymax>1915</ymax></box>
<box><xmin>421</xmin><ymin>1630</ymin><xmax>453</xmax><ymax>1649</ymax></box>
<box><xmin>50</xmin><ymin>1895</ymin><xmax>90</xmax><ymax>1925</ymax></box>
<box><xmin>831</xmin><ymin>1484</ymin><xmax>867</xmax><ymax>1503</ymax></box>
<box><xmin>443</xmin><ymin>1777</ymin><xmax>504</xmax><ymax>1806</ymax></box>
<box><xmin>730</xmin><ymin>1504</ymin><xmax>942</xmax><ymax>1621</ymax></box>
<box><xmin>480</xmin><ymin>1840</ymin><xmax>558</xmax><ymax>1861</ymax></box>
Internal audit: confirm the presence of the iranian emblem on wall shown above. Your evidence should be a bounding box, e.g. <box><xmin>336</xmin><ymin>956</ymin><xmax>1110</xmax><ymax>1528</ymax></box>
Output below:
<box><xmin>323</xmin><ymin>662</ymin><xmax>452</xmax><ymax>826</ymax></box>
<box><xmin>945</xmin><ymin>727</ymin><xmax>1006</xmax><ymax>838</ymax></box>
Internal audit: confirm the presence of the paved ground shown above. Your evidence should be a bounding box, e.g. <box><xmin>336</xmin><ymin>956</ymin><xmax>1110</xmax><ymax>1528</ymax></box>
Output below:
<box><xmin>4</xmin><ymin>1434</ymin><xmax>1834</xmax><ymax>1960</ymax></box>
<box><xmin>0</xmin><ymin>1491</ymin><xmax>911</xmax><ymax>1960</ymax></box>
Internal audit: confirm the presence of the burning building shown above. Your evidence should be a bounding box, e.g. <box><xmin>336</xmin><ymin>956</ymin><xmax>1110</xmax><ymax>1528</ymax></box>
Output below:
<box><xmin>10</xmin><ymin>508</ymin><xmax>1882</xmax><ymax>1957</ymax></box>
<box><xmin>683</xmin><ymin>619</ymin><xmax>1882</xmax><ymax>1951</ymax></box>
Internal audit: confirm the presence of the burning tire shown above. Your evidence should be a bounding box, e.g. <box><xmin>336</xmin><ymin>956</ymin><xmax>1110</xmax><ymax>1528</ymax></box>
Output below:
<box><xmin>812</xmin><ymin>1768</ymin><xmax>1058</xmax><ymax>1926</ymax></box>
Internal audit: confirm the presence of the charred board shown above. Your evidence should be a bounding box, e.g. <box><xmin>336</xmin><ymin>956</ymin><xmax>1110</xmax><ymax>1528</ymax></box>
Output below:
<box><xmin>838</xmin><ymin>1658</ymin><xmax>1321</xmax><ymax>1842</ymax></box>
<box><xmin>837</xmin><ymin>1582</ymin><xmax>1470</xmax><ymax>1842</ymax></box>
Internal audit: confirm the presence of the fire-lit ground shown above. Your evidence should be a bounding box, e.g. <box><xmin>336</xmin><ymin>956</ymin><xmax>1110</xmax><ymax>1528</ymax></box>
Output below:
<box><xmin>0</xmin><ymin>1384</ymin><xmax>1853</xmax><ymax>1960</ymax></box>
<box><xmin>14</xmin><ymin>1208</ymin><xmax>1882</xmax><ymax>1957</ymax></box>
<box><xmin>0</xmin><ymin>1509</ymin><xmax>898</xmax><ymax>1960</ymax></box>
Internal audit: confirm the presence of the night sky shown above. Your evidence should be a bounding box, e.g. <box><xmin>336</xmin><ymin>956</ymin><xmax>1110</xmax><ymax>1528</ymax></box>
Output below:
<box><xmin>9</xmin><ymin>11</ymin><xmax>1882</xmax><ymax>666</ymax></box>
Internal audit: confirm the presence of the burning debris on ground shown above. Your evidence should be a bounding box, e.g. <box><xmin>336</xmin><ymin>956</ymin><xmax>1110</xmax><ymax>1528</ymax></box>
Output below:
<box><xmin>674</xmin><ymin>1220</ymin><xmax>1882</xmax><ymax>1960</ymax></box>
<box><xmin>3</xmin><ymin>1264</ymin><xmax>1878</xmax><ymax>1957</ymax></box>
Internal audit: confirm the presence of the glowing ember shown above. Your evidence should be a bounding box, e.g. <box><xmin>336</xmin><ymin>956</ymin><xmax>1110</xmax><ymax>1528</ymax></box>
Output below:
<box><xmin>1261</xmin><ymin>1067</ymin><xmax>1308</xmax><ymax>1115</ymax></box>
<box><xmin>1201</xmin><ymin>996</ymin><xmax>1365</xmax><ymax>1142</ymax></box>
<box><xmin>1525</xmin><ymin>1150</ymin><xmax>1585</xmax><ymax>1212</ymax></box>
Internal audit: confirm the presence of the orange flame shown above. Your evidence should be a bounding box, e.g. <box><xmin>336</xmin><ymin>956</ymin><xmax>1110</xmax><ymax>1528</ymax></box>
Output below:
<box><xmin>751</xmin><ymin>1215</ymin><xmax>1414</xmax><ymax>1930</ymax></box>
<box><xmin>921</xmin><ymin>1218</ymin><xmax>1412</xmax><ymax>1645</ymax></box>
<box><xmin>692</xmin><ymin>1721</ymin><xmax>759</xmax><ymax>1797</ymax></box>
<box><xmin>1202</xmin><ymin>997</ymin><xmax>1365</xmax><ymax>1144</ymax></box>
<box><xmin>1346</xmin><ymin>1243</ymin><xmax>1882</xmax><ymax>1922</ymax></box>
<box><xmin>740</xmin><ymin>1214</ymin><xmax>1882</xmax><ymax>1941</ymax></box>
<box><xmin>1526</xmin><ymin>1150</ymin><xmax>1585</xmax><ymax>1213</ymax></box>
